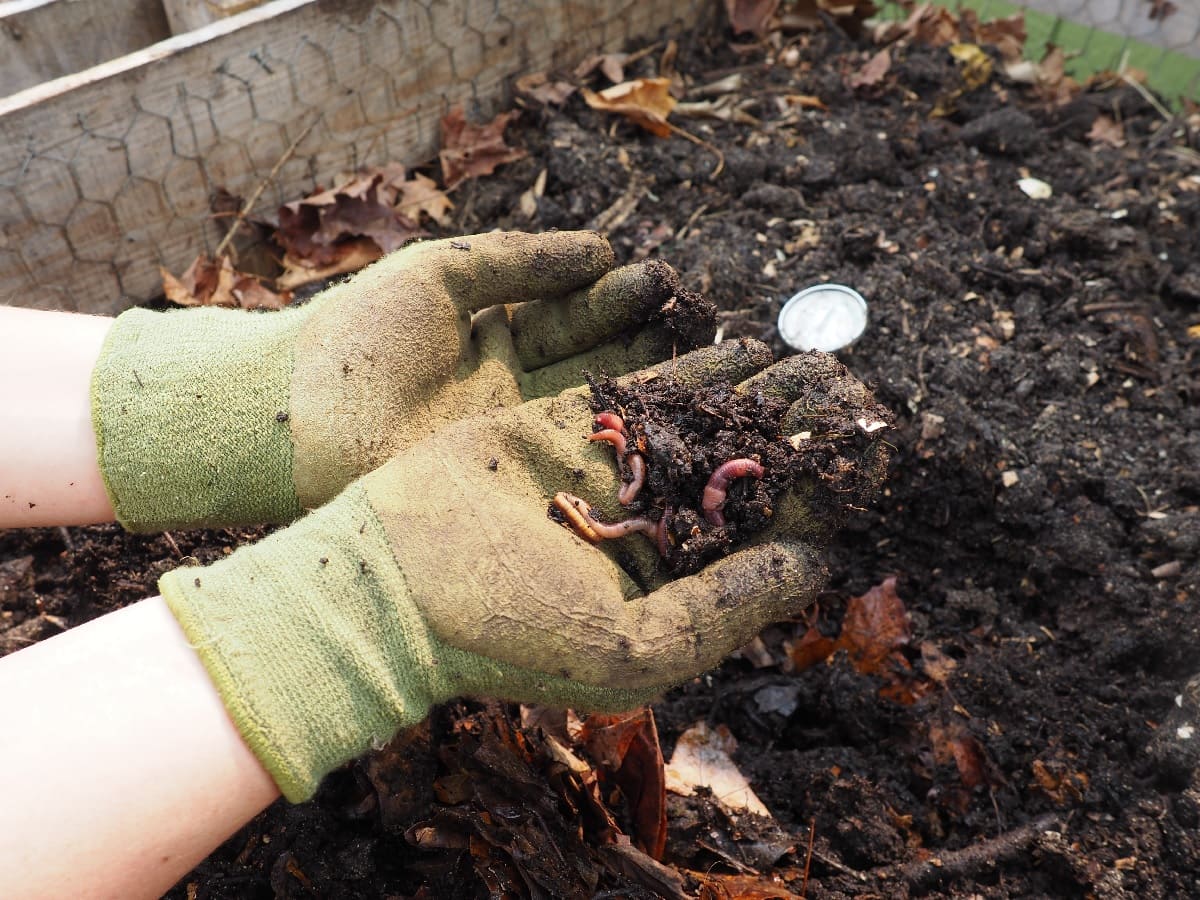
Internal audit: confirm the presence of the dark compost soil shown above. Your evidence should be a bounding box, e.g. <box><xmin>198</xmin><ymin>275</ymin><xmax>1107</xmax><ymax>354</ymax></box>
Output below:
<box><xmin>3</xmin><ymin>15</ymin><xmax>1200</xmax><ymax>900</ymax></box>
<box><xmin>579</xmin><ymin>356</ymin><xmax>892</xmax><ymax>576</ymax></box>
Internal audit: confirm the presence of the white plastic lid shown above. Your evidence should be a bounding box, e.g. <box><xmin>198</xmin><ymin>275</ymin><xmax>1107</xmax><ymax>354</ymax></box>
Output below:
<box><xmin>777</xmin><ymin>283</ymin><xmax>868</xmax><ymax>352</ymax></box>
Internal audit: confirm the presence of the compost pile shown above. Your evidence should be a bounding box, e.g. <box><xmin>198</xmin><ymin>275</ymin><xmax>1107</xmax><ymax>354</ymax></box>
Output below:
<box><xmin>3</xmin><ymin>5</ymin><xmax>1200</xmax><ymax>898</ymax></box>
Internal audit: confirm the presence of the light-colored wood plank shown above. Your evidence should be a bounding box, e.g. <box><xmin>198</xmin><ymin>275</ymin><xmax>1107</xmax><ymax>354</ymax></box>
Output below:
<box><xmin>162</xmin><ymin>0</ymin><xmax>267</xmax><ymax>36</ymax></box>
<box><xmin>0</xmin><ymin>0</ymin><xmax>171</xmax><ymax>98</ymax></box>
<box><xmin>0</xmin><ymin>0</ymin><xmax>706</xmax><ymax>314</ymax></box>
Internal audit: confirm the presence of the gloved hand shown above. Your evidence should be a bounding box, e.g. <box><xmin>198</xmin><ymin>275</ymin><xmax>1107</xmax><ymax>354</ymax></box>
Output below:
<box><xmin>157</xmin><ymin>341</ymin><xmax>890</xmax><ymax>802</ymax></box>
<box><xmin>91</xmin><ymin>231</ymin><xmax>711</xmax><ymax>531</ymax></box>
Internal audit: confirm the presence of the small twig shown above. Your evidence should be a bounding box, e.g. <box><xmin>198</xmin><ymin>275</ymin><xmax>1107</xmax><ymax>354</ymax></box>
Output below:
<box><xmin>800</xmin><ymin>817</ymin><xmax>816</xmax><ymax>897</ymax></box>
<box><xmin>214</xmin><ymin>114</ymin><xmax>323</xmax><ymax>259</ymax></box>
<box><xmin>665</xmin><ymin>120</ymin><xmax>725</xmax><ymax>178</ymax></box>
<box><xmin>162</xmin><ymin>531</ymin><xmax>182</xmax><ymax>557</ymax></box>
<box><xmin>871</xmin><ymin>812</ymin><xmax>1062</xmax><ymax>890</ymax></box>
<box><xmin>1117</xmin><ymin>57</ymin><xmax>1172</xmax><ymax>124</ymax></box>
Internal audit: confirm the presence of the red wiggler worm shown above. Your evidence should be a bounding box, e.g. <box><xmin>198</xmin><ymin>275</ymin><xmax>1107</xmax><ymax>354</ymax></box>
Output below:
<box><xmin>702</xmin><ymin>459</ymin><xmax>765</xmax><ymax>526</ymax></box>
<box><xmin>553</xmin><ymin>492</ymin><xmax>657</xmax><ymax>543</ymax></box>
<box><xmin>590</xmin><ymin>411</ymin><xmax>647</xmax><ymax>505</ymax></box>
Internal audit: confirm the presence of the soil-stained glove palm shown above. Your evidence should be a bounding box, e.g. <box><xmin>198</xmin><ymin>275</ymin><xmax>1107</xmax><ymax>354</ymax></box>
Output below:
<box><xmin>91</xmin><ymin>231</ymin><xmax>711</xmax><ymax>531</ymax></box>
<box><xmin>157</xmin><ymin>342</ymin><xmax>889</xmax><ymax>802</ymax></box>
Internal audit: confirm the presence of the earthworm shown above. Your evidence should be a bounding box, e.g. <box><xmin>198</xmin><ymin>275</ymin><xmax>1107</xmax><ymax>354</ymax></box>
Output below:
<box><xmin>590</xmin><ymin>411</ymin><xmax>647</xmax><ymax>505</ymax></box>
<box><xmin>594</xmin><ymin>412</ymin><xmax>625</xmax><ymax>433</ymax></box>
<box><xmin>553</xmin><ymin>492</ymin><xmax>657</xmax><ymax>543</ymax></box>
<box><xmin>620</xmin><ymin>453</ymin><xmax>646</xmax><ymax>505</ymax></box>
<box><xmin>702</xmin><ymin>458</ymin><xmax>765</xmax><ymax>526</ymax></box>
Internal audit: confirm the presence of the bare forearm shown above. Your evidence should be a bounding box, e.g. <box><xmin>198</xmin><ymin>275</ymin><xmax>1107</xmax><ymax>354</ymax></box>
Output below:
<box><xmin>0</xmin><ymin>306</ymin><xmax>116</xmax><ymax>527</ymax></box>
<box><xmin>0</xmin><ymin>597</ymin><xmax>280</xmax><ymax>899</ymax></box>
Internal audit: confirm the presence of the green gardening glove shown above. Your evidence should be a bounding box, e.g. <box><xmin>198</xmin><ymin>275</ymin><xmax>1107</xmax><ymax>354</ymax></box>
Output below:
<box><xmin>157</xmin><ymin>342</ymin><xmax>890</xmax><ymax>802</ymax></box>
<box><xmin>91</xmin><ymin>231</ymin><xmax>713</xmax><ymax>531</ymax></box>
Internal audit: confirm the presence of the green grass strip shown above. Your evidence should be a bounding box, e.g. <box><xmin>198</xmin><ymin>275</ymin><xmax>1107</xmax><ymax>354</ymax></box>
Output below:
<box><xmin>874</xmin><ymin>0</ymin><xmax>1200</xmax><ymax>104</ymax></box>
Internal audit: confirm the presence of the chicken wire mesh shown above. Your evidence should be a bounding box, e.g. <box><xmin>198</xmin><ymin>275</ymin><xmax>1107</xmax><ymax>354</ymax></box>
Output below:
<box><xmin>0</xmin><ymin>0</ymin><xmax>1196</xmax><ymax>315</ymax></box>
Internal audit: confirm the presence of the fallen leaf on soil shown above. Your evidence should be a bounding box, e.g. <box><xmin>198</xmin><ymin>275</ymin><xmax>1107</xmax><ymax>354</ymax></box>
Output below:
<box><xmin>836</xmin><ymin>575</ymin><xmax>911</xmax><ymax>676</ymax></box>
<box><xmin>583</xmin><ymin>78</ymin><xmax>677</xmax><ymax>138</ymax></box>
<box><xmin>929</xmin><ymin>721</ymin><xmax>995</xmax><ymax>790</ymax></box>
<box><xmin>1088</xmin><ymin>114</ymin><xmax>1126</xmax><ymax>148</ymax></box>
<box><xmin>394</xmin><ymin>172</ymin><xmax>454</xmax><ymax>225</ymax></box>
<box><xmin>274</xmin><ymin>165</ymin><xmax>426</xmax><ymax>279</ymax></box>
<box><xmin>919</xmin><ymin>640</ymin><xmax>958</xmax><ymax>684</ymax></box>
<box><xmin>439</xmin><ymin>107</ymin><xmax>527</xmax><ymax>190</ymax></box>
<box><xmin>972</xmin><ymin>11</ymin><xmax>1026</xmax><ymax>62</ymax></box>
<box><xmin>575</xmin><ymin>52</ymin><xmax>630</xmax><ymax>85</ymax></box>
<box><xmin>950</xmin><ymin>43</ymin><xmax>993</xmax><ymax>91</ymax></box>
<box><xmin>784</xmin><ymin>93</ymin><xmax>828</xmax><ymax>110</ymax></box>
<box><xmin>580</xmin><ymin>709</ymin><xmax>668</xmax><ymax>859</ymax></box>
<box><xmin>1030</xmin><ymin>757</ymin><xmax>1090</xmax><ymax>804</ymax></box>
<box><xmin>665</xmin><ymin>721</ymin><xmax>770</xmax><ymax>816</ymax></box>
<box><xmin>515</xmin><ymin>71</ymin><xmax>578</xmax><ymax>105</ymax></box>
<box><xmin>161</xmin><ymin>254</ymin><xmax>291</xmax><ymax>310</ymax></box>
<box><xmin>848</xmin><ymin>47</ymin><xmax>891</xmax><ymax>89</ymax></box>
<box><xmin>785</xmin><ymin>623</ymin><xmax>837</xmax><ymax>671</ymax></box>
<box><xmin>1031</xmin><ymin>45</ymin><xmax>1082</xmax><ymax>106</ymax></box>
<box><xmin>675</xmin><ymin>96</ymin><xmax>761</xmax><ymax>125</ymax></box>
<box><xmin>695</xmin><ymin>872</ymin><xmax>806</xmax><ymax>899</ymax></box>
<box><xmin>724</xmin><ymin>0</ymin><xmax>780</xmax><ymax>36</ymax></box>
<box><xmin>276</xmin><ymin>238</ymin><xmax>382</xmax><ymax>291</ymax></box>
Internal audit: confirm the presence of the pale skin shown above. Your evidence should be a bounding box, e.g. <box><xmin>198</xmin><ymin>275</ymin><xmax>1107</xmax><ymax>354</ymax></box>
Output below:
<box><xmin>0</xmin><ymin>308</ymin><xmax>280</xmax><ymax>900</ymax></box>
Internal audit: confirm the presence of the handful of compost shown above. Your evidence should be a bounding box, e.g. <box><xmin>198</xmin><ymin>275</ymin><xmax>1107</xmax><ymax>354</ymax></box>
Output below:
<box><xmin>554</xmin><ymin>348</ymin><xmax>892</xmax><ymax>576</ymax></box>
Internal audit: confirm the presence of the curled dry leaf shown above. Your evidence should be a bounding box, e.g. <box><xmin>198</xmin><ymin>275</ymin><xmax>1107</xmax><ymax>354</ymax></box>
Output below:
<box><xmin>514</xmin><ymin>71</ymin><xmax>577</xmax><ymax>105</ymax></box>
<box><xmin>664</xmin><ymin>721</ymin><xmax>770</xmax><ymax>817</ymax></box>
<box><xmin>580</xmin><ymin>709</ymin><xmax>667</xmax><ymax>860</ymax></box>
<box><xmin>439</xmin><ymin>106</ymin><xmax>527</xmax><ymax>190</ymax></box>
<box><xmin>161</xmin><ymin>254</ymin><xmax>291</xmax><ymax>310</ymax></box>
<box><xmin>583</xmin><ymin>78</ymin><xmax>677</xmax><ymax>137</ymax></box>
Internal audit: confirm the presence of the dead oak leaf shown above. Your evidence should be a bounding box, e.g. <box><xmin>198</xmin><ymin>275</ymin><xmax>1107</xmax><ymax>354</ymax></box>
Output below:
<box><xmin>439</xmin><ymin>106</ymin><xmax>527</xmax><ymax>191</ymax></box>
<box><xmin>276</xmin><ymin>237</ymin><xmax>382</xmax><ymax>292</ymax></box>
<box><xmin>583</xmin><ymin>78</ymin><xmax>677</xmax><ymax>138</ymax></box>
<box><xmin>395</xmin><ymin>172</ymin><xmax>454</xmax><ymax>226</ymax></box>
<box><xmin>161</xmin><ymin>254</ymin><xmax>290</xmax><ymax>310</ymax></box>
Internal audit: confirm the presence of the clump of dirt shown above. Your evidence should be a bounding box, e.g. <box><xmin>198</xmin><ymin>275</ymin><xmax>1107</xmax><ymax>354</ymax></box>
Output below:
<box><xmin>637</xmin><ymin>258</ymin><xmax>717</xmax><ymax>349</ymax></box>
<box><xmin>583</xmin><ymin>349</ymin><xmax>893</xmax><ymax>575</ymax></box>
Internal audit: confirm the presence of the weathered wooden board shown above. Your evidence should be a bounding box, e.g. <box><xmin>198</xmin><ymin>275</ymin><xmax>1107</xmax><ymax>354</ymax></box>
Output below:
<box><xmin>0</xmin><ymin>0</ymin><xmax>704</xmax><ymax>314</ymax></box>
<box><xmin>161</xmin><ymin>0</ymin><xmax>267</xmax><ymax>36</ymax></box>
<box><xmin>0</xmin><ymin>0</ymin><xmax>171</xmax><ymax>97</ymax></box>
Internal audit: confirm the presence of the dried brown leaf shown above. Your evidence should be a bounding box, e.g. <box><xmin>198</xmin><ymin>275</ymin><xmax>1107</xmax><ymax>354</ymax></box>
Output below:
<box><xmin>724</xmin><ymin>0</ymin><xmax>781</xmax><ymax>36</ymax></box>
<box><xmin>1088</xmin><ymin>113</ymin><xmax>1126</xmax><ymax>148</ymax></box>
<box><xmin>582</xmin><ymin>78</ymin><xmax>677</xmax><ymax>138</ymax></box>
<box><xmin>515</xmin><ymin>71</ymin><xmax>578</xmax><ymax>105</ymax></box>
<box><xmin>848</xmin><ymin>47</ymin><xmax>892</xmax><ymax>89</ymax></box>
<box><xmin>580</xmin><ymin>709</ymin><xmax>667</xmax><ymax>860</ymax></box>
<box><xmin>161</xmin><ymin>254</ymin><xmax>291</xmax><ymax>310</ymax></box>
<box><xmin>439</xmin><ymin>106</ymin><xmax>527</xmax><ymax>190</ymax></box>
<box><xmin>395</xmin><ymin>172</ymin><xmax>454</xmax><ymax>226</ymax></box>
<box><xmin>276</xmin><ymin>238</ymin><xmax>382</xmax><ymax>291</ymax></box>
<box><xmin>786</xmin><ymin>625</ymin><xmax>837</xmax><ymax>671</ymax></box>
<box><xmin>835</xmin><ymin>575</ymin><xmax>911</xmax><ymax>676</ymax></box>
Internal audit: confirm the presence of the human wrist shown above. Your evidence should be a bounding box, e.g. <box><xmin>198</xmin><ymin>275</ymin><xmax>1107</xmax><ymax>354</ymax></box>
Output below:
<box><xmin>158</xmin><ymin>480</ymin><xmax>439</xmax><ymax>801</ymax></box>
<box><xmin>91</xmin><ymin>305</ymin><xmax>307</xmax><ymax>530</ymax></box>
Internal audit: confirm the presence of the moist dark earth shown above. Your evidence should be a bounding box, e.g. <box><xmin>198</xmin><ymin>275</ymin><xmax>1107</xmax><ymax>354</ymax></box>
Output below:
<box><xmin>4</xmin><ymin>15</ymin><xmax>1200</xmax><ymax>900</ymax></box>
